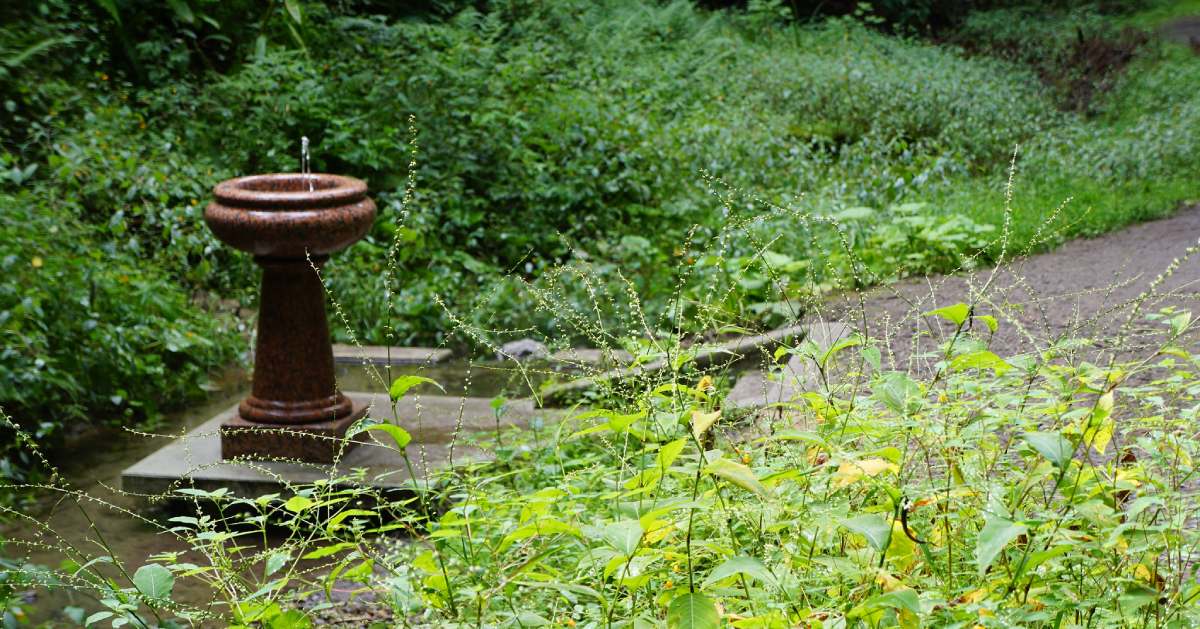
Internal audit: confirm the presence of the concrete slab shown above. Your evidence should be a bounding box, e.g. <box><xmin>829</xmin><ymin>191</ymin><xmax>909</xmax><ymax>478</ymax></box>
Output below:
<box><xmin>332</xmin><ymin>344</ymin><xmax>452</xmax><ymax>366</ymax></box>
<box><xmin>120</xmin><ymin>391</ymin><xmax>558</xmax><ymax>498</ymax></box>
<box><xmin>549</xmin><ymin>348</ymin><xmax>633</xmax><ymax>366</ymax></box>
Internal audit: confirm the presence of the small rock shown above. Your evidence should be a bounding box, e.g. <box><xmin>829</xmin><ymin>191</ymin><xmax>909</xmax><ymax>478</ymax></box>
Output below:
<box><xmin>497</xmin><ymin>338</ymin><xmax>548</xmax><ymax>361</ymax></box>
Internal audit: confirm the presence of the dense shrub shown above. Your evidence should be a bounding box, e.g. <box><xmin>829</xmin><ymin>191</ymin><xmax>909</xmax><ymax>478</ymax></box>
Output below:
<box><xmin>0</xmin><ymin>185</ymin><xmax>240</xmax><ymax>479</ymax></box>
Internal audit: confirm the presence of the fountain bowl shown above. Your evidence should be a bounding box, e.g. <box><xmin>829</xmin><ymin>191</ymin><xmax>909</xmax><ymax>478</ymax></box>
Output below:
<box><xmin>205</xmin><ymin>173</ymin><xmax>375</xmax><ymax>258</ymax></box>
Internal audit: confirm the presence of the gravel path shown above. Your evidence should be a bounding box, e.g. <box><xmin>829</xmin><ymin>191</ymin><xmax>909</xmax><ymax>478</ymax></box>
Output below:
<box><xmin>818</xmin><ymin>204</ymin><xmax>1200</xmax><ymax>370</ymax></box>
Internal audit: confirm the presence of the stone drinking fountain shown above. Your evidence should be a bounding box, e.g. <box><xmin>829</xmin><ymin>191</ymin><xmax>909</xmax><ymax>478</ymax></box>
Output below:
<box><xmin>205</xmin><ymin>172</ymin><xmax>376</xmax><ymax>463</ymax></box>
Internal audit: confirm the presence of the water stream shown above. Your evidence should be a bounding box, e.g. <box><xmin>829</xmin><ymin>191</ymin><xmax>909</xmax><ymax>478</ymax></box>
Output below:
<box><xmin>301</xmin><ymin>135</ymin><xmax>314</xmax><ymax>192</ymax></box>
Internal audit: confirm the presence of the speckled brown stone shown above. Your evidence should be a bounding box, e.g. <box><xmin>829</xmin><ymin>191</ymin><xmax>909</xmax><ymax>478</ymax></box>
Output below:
<box><xmin>205</xmin><ymin>173</ymin><xmax>376</xmax><ymax>462</ymax></box>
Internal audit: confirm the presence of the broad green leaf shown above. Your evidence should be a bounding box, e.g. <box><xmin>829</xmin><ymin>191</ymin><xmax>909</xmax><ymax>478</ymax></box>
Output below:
<box><xmin>977</xmin><ymin>315</ymin><xmax>999</xmax><ymax>333</ymax></box>
<box><xmin>499</xmin><ymin>519</ymin><xmax>582</xmax><ymax>552</ymax></box>
<box><xmin>570</xmin><ymin>409</ymin><xmax>646</xmax><ymax>438</ymax></box>
<box><xmin>667</xmin><ymin>592</ymin><xmax>720</xmax><ymax>629</ymax></box>
<box><xmin>1091</xmin><ymin>390</ymin><xmax>1114</xmax><ymax>425</ymax></box>
<box><xmin>360</xmin><ymin>423</ymin><xmax>412</xmax><ymax>450</ymax></box>
<box><xmin>924</xmin><ymin>303</ymin><xmax>970</xmax><ymax>326</ymax></box>
<box><xmin>516</xmin><ymin>612</ymin><xmax>551</xmax><ymax>627</ymax></box>
<box><xmin>873</xmin><ymin>372</ymin><xmax>922</xmax><ymax>415</ymax></box>
<box><xmin>1019</xmin><ymin>544</ymin><xmax>1074</xmax><ymax>577</ymax></box>
<box><xmin>1022</xmin><ymin>431</ymin><xmax>1074</xmax><ymax>467</ymax></box>
<box><xmin>264</xmin><ymin>552</ymin><xmax>290</xmax><ymax>578</ymax></box>
<box><xmin>284</xmin><ymin>0</ymin><xmax>303</xmax><ymax>23</ymax></box>
<box><xmin>94</xmin><ymin>0</ymin><xmax>121</xmax><ymax>23</ymax></box>
<box><xmin>818</xmin><ymin>335</ymin><xmax>862</xmax><ymax>368</ymax></box>
<box><xmin>85</xmin><ymin>611</ymin><xmax>114</xmax><ymax>627</ymax></box>
<box><xmin>166</xmin><ymin>0</ymin><xmax>194</xmax><ymax>23</ymax></box>
<box><xmin>284</xmin><ymin>495</ymin><xmax>314</xmax><ymax>513</ymax></box>
<box><xmin>658</xmin><ymin>438</ymin><xmax>687</xmax><ymax>470</ymax></box>
<box><xmin>691</xmin><ymin>410</ymin><xmax>720</xmax><ymax>441</ymax></box>
<box><xmin>976</xmin><ymin>514</ymin><xmax>1026</xmax><ymax>575</ymax></box>
<box><xmin>841</xmin><ymin>514</ymin><xmax>891</xmax><ymax>552</ymax></box>
<box><xmin>1168</xmin><ymin>311</ymin><xmax>1192</xmax><ymax>336</ymax></box>
<box><xmin>861</xmin><ymin>345</ymin><xmax>882</xmax><ymax>372</ymax></box>
<box><xmin>865</xmin><ymin>588</ymin><xmax>920</xmax><ymax>614</ymax></box>
<box><xmin>270</xmin><ymin>610</ymin><xmax>312</xmax><ymax>629</ymax></box>
<box><xmin>705</xmin><ymin>458</ymin><xmax>771</xmax><ymax>497</ymax></box>
<box><xmin>326</xmin><ymin>509</ymin><xmax>377</xmax><ymax>531</ymax></box>
<box><xmin>302</xmin><ymin>542</ymin><xmax>355</xmax><ymax>560</ymax></box>
<box><xmin>602</xmin><ymin>520</ymin><xmax>643</xmax><ymax>556</ymax></box>
<box><xmin>702</xmin><ymin>555</ymin><xmax>779</xmax><ymax>590</ymax></box>
<box><xmin>835</xmin><ymin>206</ymin><xmax>876</xmax><ymax>221</ymax></box>
<box><xmin>389</xmin><ymin>375</ymin><xmax>442</xmax><ymax>401</ymax></box>
<box><xmin>133</xmin><ymin>563</ymin><xmax>174</xmax><ymax>600</ymax></box>
<box><xmin>1119</xmin><ymin>585</ymin><xmax>1160</xmax><ymax>612</ymax></box>
<box><xmin>950</xmin><ymin>350</ymin><xmax>1011</xmax><ymax>375</ymax></box>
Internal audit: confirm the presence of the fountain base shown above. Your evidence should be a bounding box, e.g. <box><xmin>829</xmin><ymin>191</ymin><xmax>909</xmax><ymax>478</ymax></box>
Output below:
<box><xmin>220</xmin><ymin>402</ymin><xmax>368</xmax><ymax>464</ymax></box>
<box><xmin>121</xmin><ymin>391</ymin><xmax>559</xmax><ymax>498</ymax></box>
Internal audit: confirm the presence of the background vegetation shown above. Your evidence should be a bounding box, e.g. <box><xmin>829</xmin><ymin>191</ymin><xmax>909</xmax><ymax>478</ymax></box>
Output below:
<box><xmin>2</xmin><ymin>0</ymin><xmax>1199</xmax><ymax>478</ymax></box>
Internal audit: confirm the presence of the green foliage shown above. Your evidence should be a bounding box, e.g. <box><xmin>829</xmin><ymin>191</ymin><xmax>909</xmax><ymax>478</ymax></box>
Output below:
<box><xmin>2</xmin><ymin>0</ymin><xmax>1200</xmax><ymax>488</ymax></box>
<box><xmin>0</xmin><ymin>188</ymin><xmax>238</xmax><ymax>480</ymax></box>
<box><xmin>6</xmin><ymin>0</ymin><xmax>1198</xmax><ymax>351</ymax></box>
<box><xmin>17</xmin><ymin>306</ymin><xmax>1200</xmax><ymax>626</ymax></box>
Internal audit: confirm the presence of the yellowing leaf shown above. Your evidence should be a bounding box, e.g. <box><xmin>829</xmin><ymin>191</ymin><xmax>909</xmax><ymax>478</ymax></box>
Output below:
<box><xmin>705</xmin><ymin>458</ymin><xmax>771</xmax><ymax>497</ymax></box>
<box><xmin>30</xmin><ymin>256</ymin><xmax>43</xmax><ymax>269</ymax></box>
<box><xmin>1134</xmin><ymin>564</ymin><xmax>1154</xmax><ymax>583</ymax></box>
<box><xmin>833</xmin><ymin>458</ymin><xmax>899</xmax><ymax>488</ymax></box>
<box><xmin>1085</xmin><ymin>420</ymin><xmax>1113</xmax><ymax>455</ymax></box>
<box><xmin>960</xmin><ymin>588</ymin><xmax>987</xmax><ymax>605</ymax></box>
<box><xmin>691</xmin><ymin>410</ymin><xmax>721</xmax><ymax>441</ymax></box>
<box><xmin>875</xmin><ymin>569</ymin><xmax>903</xmax><ymax>591</ymax></box>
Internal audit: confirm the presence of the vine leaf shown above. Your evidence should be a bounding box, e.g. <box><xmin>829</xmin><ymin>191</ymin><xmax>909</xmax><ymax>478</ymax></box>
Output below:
<box><xmin>976</xmin><ymin>514</ymin><xmax>1026</xmax><ymax>576</ymax></box>
<box><xmin>1022</xmin><ymin>431</ymin><xmax>1073</xmax><ymax>467</ymax></box>
<box><xmin>841</xmin><ymin>514</ymin><xmax>891</xmax><ymax>552</ymax></box>
<box><xmin>389</xmin><ymin>375</ymin><xmax>442</xmax><ymax>401</ymax></box>
<box><xmin>133</xmin><ymin>563</ymin><xmax>174</xmax><ymax>601</ymax></box>
<box><xmin>924</xmin><ymin>302</ymin><xmax>970</xmax><ymax>326</ymax></box>
<box><xmin>667</xmin><ymin>592</ymin><xmax>720</xmax><ymax>629</ymax></box>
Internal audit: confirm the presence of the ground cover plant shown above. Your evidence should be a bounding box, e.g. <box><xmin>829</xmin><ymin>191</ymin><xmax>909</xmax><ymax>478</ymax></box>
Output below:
<box><xmin>6</xmin><ymin>241</ymin><xmax>1200</xmax><ymax>626</ymax></box>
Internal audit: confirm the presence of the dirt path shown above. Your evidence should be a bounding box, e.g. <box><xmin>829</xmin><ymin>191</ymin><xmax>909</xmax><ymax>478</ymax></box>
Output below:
<box><xmin>819</xmin><ymin>204</ymin><xmax>1200</xmax><ymax>370</ymax></box>
<box><xmin>1159</xmin><ymin>16</ymin><xmax>1200</xmax><ymax>51</ymax></box>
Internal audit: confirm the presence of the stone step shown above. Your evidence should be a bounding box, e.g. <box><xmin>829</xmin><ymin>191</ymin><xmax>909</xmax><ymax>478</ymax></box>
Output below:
<box><xmin>332</xmin><ymin>344</ymin><xmax>452</xmax><ymax>366</ymax></box>
<box><xmin>539</xmin><ymin>323</ymin><xmax>812</xmax><ymax>406</ymax></box>
<box><xmin>120</xmin><ymin>392</ymin><xmax>559</xmax><ymax>498</ymax></box>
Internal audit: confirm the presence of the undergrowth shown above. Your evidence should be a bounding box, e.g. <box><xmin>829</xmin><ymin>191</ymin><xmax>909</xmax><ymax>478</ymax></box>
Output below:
<box><xmin>2</xmin><ymin>160</ymin><xmax>1200</xmax><ymax>627</ymax></box>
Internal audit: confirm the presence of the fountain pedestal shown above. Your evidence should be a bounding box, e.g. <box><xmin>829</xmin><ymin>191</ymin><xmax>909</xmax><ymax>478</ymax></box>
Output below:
<box><xmin>205</xmin><ymin>173</ymin><xmax>376</xmax><ymax>463</ymax></box>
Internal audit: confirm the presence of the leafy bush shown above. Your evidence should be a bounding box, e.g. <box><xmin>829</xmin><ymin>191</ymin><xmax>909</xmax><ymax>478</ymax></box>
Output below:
<box><xmin>0</xmin><ymin>187</ymin><xmax>240</xmax><ymax>480</ymax></box>
<box><xmin>10</xmin><ymin>0</ymin><xmax>1192</xmax><ymax>351</ymax></box>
